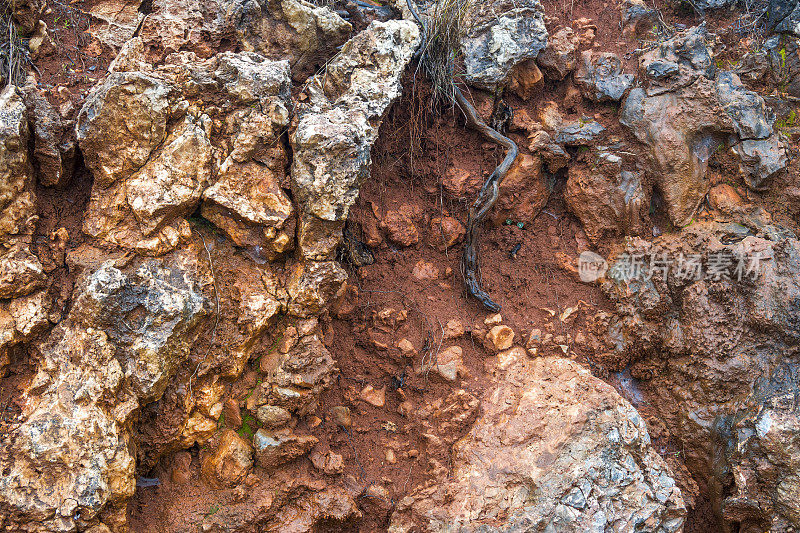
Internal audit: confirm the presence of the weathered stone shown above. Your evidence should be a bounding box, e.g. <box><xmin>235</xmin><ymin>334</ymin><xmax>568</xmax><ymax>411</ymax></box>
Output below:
<box><xmin>0</xmin><ymin>325</ymin><xmax>137</xmax><ymax>532</ymax></box>
<box><xmin>429</xmin><ymin>216</ymin><xmax>465</xmax><ymax>250</ymax></box>
<box><xmin>536</xmin><ymin>27</ymin><xmax>578</xmax><ymax>80</ymax></box>
<box><xmin>621</xmin><ymin>0</ymin><xmax>658</xmax><ymax>37</ymax></box>
<box><xmin>360</xmin><ymin>384</ymin><xmax>386</xmax><ymax>407</ymax></box>
<box><xmin>554</xmin><ymin>119</ymin><xmax>605</xmax><ymax>146</ymax></box>
<box><xmin>286</xmin><ymin>260</ymin><xmax>347</xmax><ymax>317</ymax></box>
<box><xmin>253</xmin><ymin>429</ymin><xmax>318</xmax><ymax>471</ymax></box>
<box><xmin>382</xmin><ymin>208</ymin><xmax>419</xmax><ymax>247</ymax></box>
<box><xmin>201</xmin><ymin>56</ymin><xmax>296</xmax><ymax>258</ymax></box>
<box><xmin>601</xmin><ymin>222</ymin><xmax>800</xmax><ymax>526</ymax></box>
<box><xmin>201</xmin><ymin>430</ymin><xmax>254</xmax><ymax>488</ymax></box>
<box><xmin>731</xmin><ymin>135</ymin><xmax>789</xmax><ymax>189</ymax></box>
<box><xmin>21</xmin><ymin>84</ymin><xmax>75</xmax><ymax>187</ymax></box>
<box><xmin>486</xmin><ymin>325</ymin><xmax>514</xmax><ymax>351</ymax></box>
<box><xmin>490</xmin><ymin>153</ymin><xmax>549</xmax><ymax>226</ymax></box>
<box><xmin>574</xmin><ymin>50</ymin><xmax>634</xmax><ymax>102</ymax></box>
<box><xmin>88</xmin><ymin>0</ymin><xmax>145</xmax><ymax>50</ymax></box>
<box><xmin>70</xmin><ymin>251</ymin><xmax>207</xmax><ymax>402</ymax></box>
<box><xmin>435</xmin><ymin>346</ymin><xmax>464</xmax><ymax>382</ymax></box>
<box><xmin>461</xmin><ymin>0</ymin><xmax>548</xmax><ymax>89</ymax></box>
<box><xmin>566</xmin><ymin>149</ymin><xmax>646</xmax><ymax>243</ymax></box>
<box><xmin>256</xmin><ymin>405</ymin><xmax>292</xmax><ymax>428</ymax></box>
<box><xmin>291</xmin><ymin>20</ymin><xmax>419</xmax><ymax>259</ymax></box>
<box><xmin>390</xmin><ymin>357</ymin><xmax>686</xmax><ymax>532</ymax></box>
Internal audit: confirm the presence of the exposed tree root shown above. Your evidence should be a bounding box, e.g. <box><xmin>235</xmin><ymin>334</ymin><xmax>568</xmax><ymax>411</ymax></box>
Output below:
<box><xmin>406</xmin><ymin>0</ymin><xmax>519</xmax><ymax>311</ymax></box>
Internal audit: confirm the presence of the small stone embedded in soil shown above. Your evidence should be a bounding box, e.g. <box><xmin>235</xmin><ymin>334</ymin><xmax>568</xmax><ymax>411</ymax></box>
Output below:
<box><xmin>486</xmin><ymin>325</ymin><xmax>515</xmax><ymax>351</ymax></box>
<box><xmin>412</xmin><ymin>260</ymin><xmax>439</xmax><ymax>281</ymax></box>
<box><xmin>382</xmin><ymin>209</ymin><xmax>419</xmax><ymax>246</ymax></box>
<box><xmin>223</xmin><ymin>398</ymin><xmax>242</xmax><ymax>429</ymax></box>
<box><xmin>484</xmin><ymin>313</ymin><xmax>503</xmax><ymax>326</ymax></box>
<box><xmin>443</xmin><ymin>319</ymin><xmax>465</xmax><ymax>339</ymax></box>
<box><xmin>385</xmin><ymin>448</ymin><xmax>397</xmax><ymax>464</ymax></box>
<box><xmin>331</xmin><ymin>405</ymin><xmax>353</xmax><ymax>428</ymax></box>
<box><xmin>256</xmin><ymin>405</ymin><xmax>292</xmax><ymax>428</ymax></box>
<box><xmin>396</xmin><ymin>338</ymin><xmax>417</xmax><ymax>357</ymax></box>
<box><xmin>429</xmin><ymin>216</ymin><xmax>466</xmax><ymax>250</ymax></box>
<box><xmin>252</xmin><ymin>429</ymin><xmax>318</xmax><ymax>471</ymax></box>
<box><xmin>435</xmin><ymin>346</ymin><xmax>465</xmax><ymax>382</ymax></box>
<box><xmin>360</xmin><ymin>385</ymin><xmax>386</xmax><ymax>407</ymax></box>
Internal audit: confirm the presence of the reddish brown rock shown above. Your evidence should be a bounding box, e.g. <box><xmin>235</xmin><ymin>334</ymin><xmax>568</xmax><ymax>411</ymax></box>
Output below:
<box><xmin>382</xmin><ymin>209</ymin><xmax>419</xmax><ymax>247</ymax></box>
<box><xmin>201</xmin><ymin>430</ymin><xmax>254</xmax><ymax>488</ymax></box>
<box><xmin>429</xmin><ymin>216</ymin><xmax>466</xmax><ymax>251</ymax></box>
<box><xmin>491</xmin><ymin>153</ymin><xmax>549</xmax><ymax>226</ymax></box>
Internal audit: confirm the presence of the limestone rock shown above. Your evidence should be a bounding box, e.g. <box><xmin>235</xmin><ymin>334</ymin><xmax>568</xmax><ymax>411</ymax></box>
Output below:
<box><xmin>286</xmin><ymin>260</ymin><xmax>347</xmax><ymax>317</ymax></box>
<box><xmin>71</xmin><ymin>252</ymin><xmax>207</xmax><ymax>402</ymax></box>
<box><xmin>434</xmin><ymin>346</ymin><xmax>465</xmax><ymax>382</ymax></box>
<box><xmin>565</xmin><ymin>149</ymin><xmax>646</xmax><ymax>243</ymax></box>
<box><xmin>21</xmin><ymin>84</ymin><xmax>76</xmax><ymax>187</ymax></box>
<box><xmin>201</xmin><ymin>430</ymin><xmax>254</xmax><ymax>488</ymax></box>
<box><xmin>574</xmin><ymin>50</ymin><xmax>634</xmax><ymax>102</ymax></box>
<box><xmin>253</xmin><ymin>429</ymin><xmax>318</xmax><ymax>471</ymax></box>
<box><xmin>486</xmin><ymin>325</ymin><xmax>514</xmax><ymax>351</ymax></box>
<box><xmin>390</xmin><ymin>357</ymin><xmax>686</xmax><ymax>532</ymax></box>
<box><xmin>201</xmin><ymin>56</ymin><xmax>296</xmax><ymax>259</ymax></box>
<box><xmin>88</xmin><ymin>0</ymin><xmax>145</xmax><ymax>50</ymax></box>
<box><xmin>291</xmin><ymin>20</ymin><xmax>420</xmax><ymax>259</ymax></box>
<box><xmin>0</xmin><ymin>325</ymin><xmax>137</xmax><ymax>532</ymax></box>
<box><xmin>461</xmin><ymin>0</ymin><xmax>548</xmax><ymax>89</ymax></box>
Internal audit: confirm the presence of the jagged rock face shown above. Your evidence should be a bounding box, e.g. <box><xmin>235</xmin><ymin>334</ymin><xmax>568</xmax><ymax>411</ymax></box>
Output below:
<box><xmin>565</xmin><ymin>148</ymin><xmax>646</xmax><ymax>244</ymax></box>
<box><xmin>77</xmin><ymin>51</ymin><xmax>296</xmax><ymax>257</ymax></box>
<box><xmin>722</xmin><ymin>362</ymin><xmax>800</xmax><ymax>533</ymax></box>
<box><xmin>772</xmin><ymin>0</ymin><xmax>800</xmax><ymax>35</ymax></box>
<box><xmin>461</xmin><ymin>0</ymin><xmax>548</xmax><ymax>90</ymax></box>
<box><xmin>0</xmin><ymin>245</ymin><xmax>207</xmax><ymax>532</ymax></box>
<box><xmin>0</xmin><ymin>86</ymin><xmax>48</xmax><ymax>373</ymax></box>
<box><xmin>291</xmin><ymin>19</ymin><xmax>420</xmax><ymax>259</ymax></box>
<box><xmin>390</xmin><ymin>357</ymin><xmax>686</xmax><ymax>533</ymax></box>
<box><xmin>114</xmin><ymin>0</ymin><xmax>351</xmax><ymax>79</ymax></box>
<box><xmin>0</xmin><ymin>326</ymin><xmax>137</xmax><ymax>533</ymax></box>
<box><xmin>21</xmin><ymin>84</ymin><xmax>76</xmax><ymax>187</ymax></box>
<box><xmin>600</xmin><ymin>221</ymin><xmax>800</xmax><ymax>528</ymax></box>
<box><xmin>200</xmin><ymin>55</ymin><xmax>296</xmax><ymax>260</ymax></box>
<box><xmin>620</xmin><ymin>26</ymin><xmax>788</xmax><ymax>226</ymax></box>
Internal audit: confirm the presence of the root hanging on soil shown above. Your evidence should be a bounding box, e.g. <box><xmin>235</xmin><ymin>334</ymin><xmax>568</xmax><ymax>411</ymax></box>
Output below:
<box><xmin>406</xmin><ymin>0</ymin><xmax>518</xmax><ymax>312</ymax></box>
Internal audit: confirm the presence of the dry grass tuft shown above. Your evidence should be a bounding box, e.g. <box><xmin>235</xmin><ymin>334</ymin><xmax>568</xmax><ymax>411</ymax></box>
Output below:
<box><xmin>0</xmin><ymin>2</ymin><xmax>29</xmax><ymax>87</ymax></box>
<box><xmin>418</xmin><ymin>0</ymin><xmax>473</xmax><ymax>105</ymax></box>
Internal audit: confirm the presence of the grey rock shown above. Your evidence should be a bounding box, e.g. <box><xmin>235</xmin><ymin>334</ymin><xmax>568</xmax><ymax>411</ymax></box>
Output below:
<box><xmin>555</xmin><ymin>119</ymin><xmax>606</xmax><ymax>146</ymax></box>
<box><xmin>732</xmin><ymin>135</ymin><xmax>789</xmax><ymax>189</ymax></box>
<box><xmin>575</xmin><ymin>51</ymin><xmax>634</xmax><ymax>102</ymax></box>
<box><xmin>621</xmin><ymin>0</ymin><xmax>658</xmax><ymax>36</ymax></box>
<box><xmin>772</xmin><ymin>0</ymin><xmax>800</xmax><ymax>35</ymax></box>
<box><xmin>461</xmin><ymin>0</ymin><xmax>548</xmax><ymax>89</ymax></box>
<box><xmin>646</xmin><ymin>60</ymin><xmax>680</xmax><ymax>80</ymax></box>
<box><xmin>71</xmin><ymin>254</ymin><xmax>207</xmax><ymax>402</ymax></box>
<box><xmin>715</xmin><ymin>71</ymin><xmax>774</xmax><ymax>140</ymax></box>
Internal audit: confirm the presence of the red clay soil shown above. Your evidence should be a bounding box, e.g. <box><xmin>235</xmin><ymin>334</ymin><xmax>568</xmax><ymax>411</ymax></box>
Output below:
<box><xmin>24</xmin><ymin>0</ymin><xmax>766</xmax><ymax>530</ymax></box>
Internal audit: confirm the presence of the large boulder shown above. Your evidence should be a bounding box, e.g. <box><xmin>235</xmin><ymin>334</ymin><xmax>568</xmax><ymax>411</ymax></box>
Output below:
<box><xmin>0</xmin><ymin>244</ymin><xmax>207</xmax><ymax>532</ymax></box>
<box><xmin>390</xmin><ymin>357</ymin><xmax>686</xmax><ymax>532</ymax></box>
<box><xmin>620</xmin><ymin>26</ymin><xmax>788</xmax><ymax>225</ymax></box>
<box><xmin>291</xmin><ymin>20</ymin><xmax>420</xmax><ymax>259</ymax></box>
<box><xmin>600</xmin><ymin>220</ymin><xmax>800</xmax><ymax>529</ymax></box>
<box><xmin>461</xmin><ymin>0</ymin><xmax>548</xmax><ymax>89</ymax></box>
